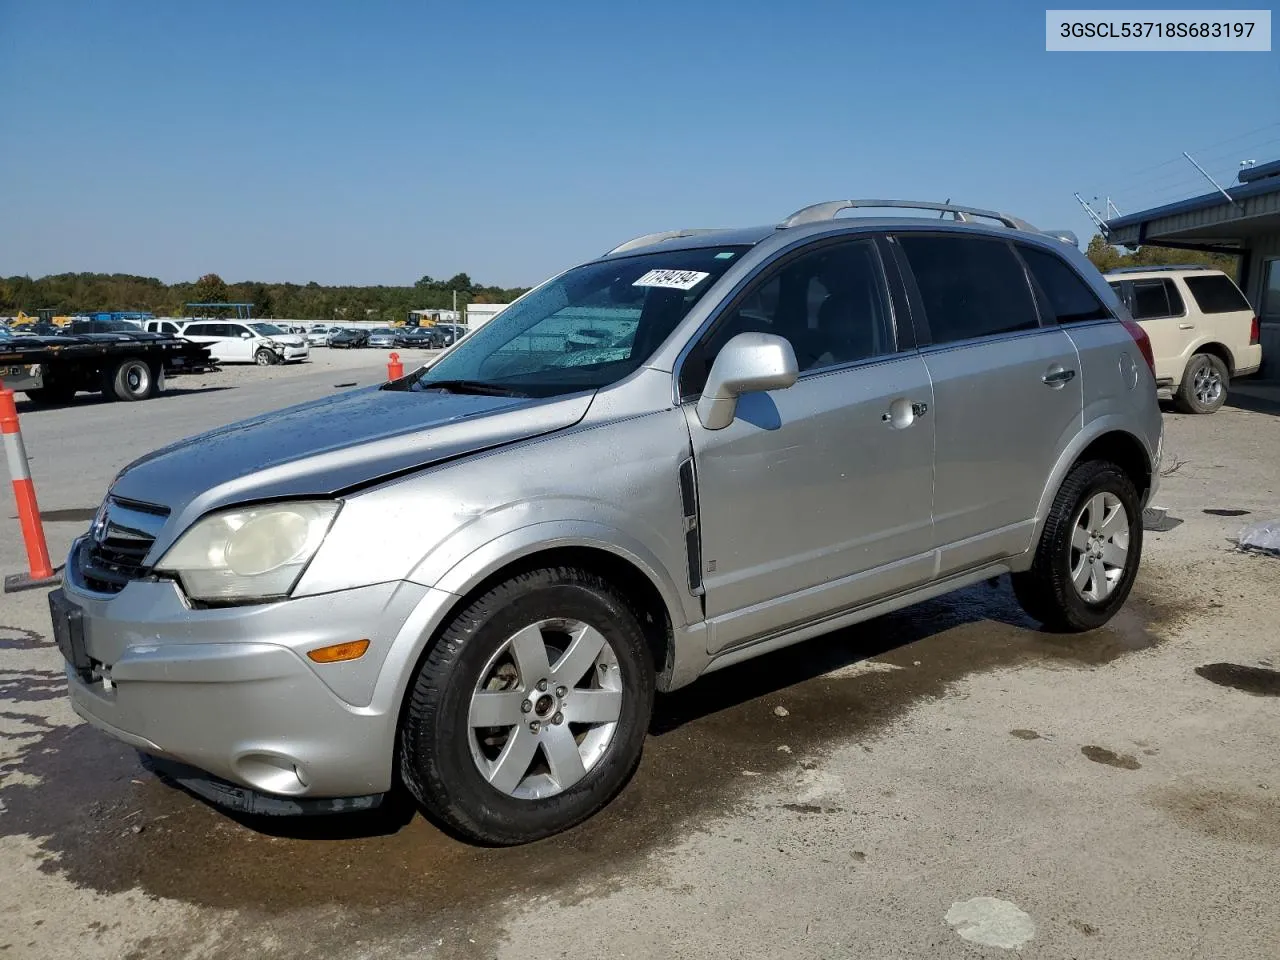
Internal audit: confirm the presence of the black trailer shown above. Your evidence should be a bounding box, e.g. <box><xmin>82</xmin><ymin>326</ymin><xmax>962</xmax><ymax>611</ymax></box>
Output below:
<box><xmin>0</xmin><ymin>324</ymin><xmax>217</xmax><ymax>405</ymax></box>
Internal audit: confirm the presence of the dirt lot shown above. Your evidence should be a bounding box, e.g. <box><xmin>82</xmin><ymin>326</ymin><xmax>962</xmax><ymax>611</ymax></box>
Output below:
<box><xmin>1</xmin><ymin>361</ymin><xmax>1277</xmax><ymax>960</ymax></box>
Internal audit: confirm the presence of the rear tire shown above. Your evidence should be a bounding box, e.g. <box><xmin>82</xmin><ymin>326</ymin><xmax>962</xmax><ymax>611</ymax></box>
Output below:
<box><xmin>107</xmin><ymin>358</ymin><xmax>155</xmax><ymax>401</ymax></box>
<box><xmin>398</xmin><ymin>566</ymin><xmax>655</xmax><ymax>846</ymax></box>
<box><xmin>1174</xmin><ymin>353</ymin><xmax>1228</xmax><ymax>414</ymax></box>
<box><xmin>1012</xmin><ymin>460</ymin><xmax>1143</xmax><ymax>632</ymax></box>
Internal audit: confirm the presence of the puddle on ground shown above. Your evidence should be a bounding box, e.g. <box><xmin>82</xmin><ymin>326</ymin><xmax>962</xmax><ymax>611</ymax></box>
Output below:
<box><xmin>1202</xmin><ymin>509</ymin><xmax>1250</xmax><ymax>517</ymax></box>
<box><xmin>1080</xmin><ymin>745</ymin><xmax>1141</xmax><ymax>770</ymax></box>
<box><xmin>0</xmin><ymin>577</ymin><xmax>1182</xmax><ymax>939</ymax></box>
<box><xmin>1010</xmin><ymin>729</ymin><xmax>1042</xmax><ymax>741</ymax></box>
<box><xmin>1195</xmin><ymin>663</ymin><xmax>1280</xmax><ymax>697</ymax></box>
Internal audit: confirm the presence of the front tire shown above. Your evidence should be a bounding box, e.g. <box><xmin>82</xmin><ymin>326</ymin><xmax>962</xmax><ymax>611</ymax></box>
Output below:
<box><xmin>399</xmin><ymin>567</ymin><xmax>655</xmax><ymax>845</ymax></box>
<box><xmin>1012</xmin><ymin>460</ymin><xmax>1143</xmax><ymax>632</ymax></box>
<box><xmin>1175</xmin><ymin>353</ymin><xmax>1228</xmax><ymax>414</ymax></box>
<box><xmin>255</xmin><ymin>349</ymin><xmax>277</xmax><ymax>366</ymax></box>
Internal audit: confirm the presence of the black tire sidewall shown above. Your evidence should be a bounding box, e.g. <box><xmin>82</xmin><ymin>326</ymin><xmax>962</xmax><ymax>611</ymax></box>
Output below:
<box><xmin>1178</xmin><ymin>354</ymin><xmax>1228</xmax><ymax>414</ymax></box>
<box><xmin>1045</xmin><ymin>463</ymin><xmax>1143</xmax><ymax>630</ymax></box>
<box><xmin>255</xmin><ymin>349</ymin><xmax>275</xmax><ymax>366</ymax></box>
<box><xmin>401</xmin><ymin>570</ymin><xmax>654</xmax><ymax>844</ymax></box>
<box><xmin>113</xmin><ymin>359</ymin><xmax>152</xmax><ymax>401</ymax></box>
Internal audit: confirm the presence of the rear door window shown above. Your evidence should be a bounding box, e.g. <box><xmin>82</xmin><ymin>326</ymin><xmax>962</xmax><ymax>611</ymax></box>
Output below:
<box><xmin>1017</xmin><ymin>245</ymin><xmax>1112</xmax><ymax>324</ymax></box>
<box><xmin>1183</xmin><ymin>274</ymin><xmax>1251</xmax><ymax>314</ymax></box>
<box><xmin>1129</xmin><ymin>280</ymin><xmax>1174</xmax><ymax>320</ymax></box>
<box><xmin>896</xmin><ymin>234</ymin><xmax>1040</xmax><ymax>344</ymax></box>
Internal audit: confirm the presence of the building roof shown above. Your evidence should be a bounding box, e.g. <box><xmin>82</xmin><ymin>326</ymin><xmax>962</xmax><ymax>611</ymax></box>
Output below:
<box><xmin>1106</xmin><ymin>158</ymin><xmax>1280</xmax><ymax>249</ymax></box>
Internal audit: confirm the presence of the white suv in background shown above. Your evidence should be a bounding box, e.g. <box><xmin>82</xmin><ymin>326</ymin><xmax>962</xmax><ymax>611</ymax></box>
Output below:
<box><xmin>180</xmin><ymin>321</ymin><xmax>310</xmax><ymax>366</ymax></box>
<box><xmin>1106</xmin><ymin>266</ymin><xmax>1262</xmax><ymax>413</ymax></box>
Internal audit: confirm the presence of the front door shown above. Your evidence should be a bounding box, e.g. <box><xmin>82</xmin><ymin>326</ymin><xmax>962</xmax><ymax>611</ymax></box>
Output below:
<box><xmin>682</xmin><ymin>238</ymin><xmax>936</xmax><ymax>653</ymax></box>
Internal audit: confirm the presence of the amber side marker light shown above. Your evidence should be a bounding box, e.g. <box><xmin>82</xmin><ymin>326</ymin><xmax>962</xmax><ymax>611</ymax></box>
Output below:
<box><xmin>307</xmin><ymin>639</ymin><xmax>370</xmax><ymax>663</ymax></box>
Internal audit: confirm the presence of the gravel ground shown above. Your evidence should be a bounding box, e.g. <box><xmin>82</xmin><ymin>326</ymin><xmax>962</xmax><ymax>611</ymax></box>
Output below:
<box><xmin>1</xmin><ymin>364</ymin><xmax>1277</xmax><ymax>960</ymax></box>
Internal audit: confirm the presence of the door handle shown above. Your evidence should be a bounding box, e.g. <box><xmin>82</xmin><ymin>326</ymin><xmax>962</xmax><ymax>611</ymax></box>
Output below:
<box><xmin>1042</xmin><ymin>368</ymin><xmax>1076</xmax><ymax>386</ymax></box>
<box><xmin>882</xmin><ymin>399</ymin><xmax>928</xmax><ymax>426</ymax></box>
<box><xmin>1178</xmin><ymin>322</ymin><xmax>1194</xmax><ymax>330</ymax></box>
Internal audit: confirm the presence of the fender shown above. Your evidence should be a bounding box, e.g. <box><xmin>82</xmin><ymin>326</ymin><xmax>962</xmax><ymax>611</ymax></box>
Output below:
<box><xmin>1020</xmin><ymin>415</ymin><xmax>1156</xmax><ymax>570</ymax></box>
<box><xmin>418</xmin><ymin>518</ymin><xmax>694</xmax><ymax>632</ymax></box>
<box><xmin>1174</xmin><ymin>336</ymin><xmax>1236</xmax><ymax>378</ymax></box>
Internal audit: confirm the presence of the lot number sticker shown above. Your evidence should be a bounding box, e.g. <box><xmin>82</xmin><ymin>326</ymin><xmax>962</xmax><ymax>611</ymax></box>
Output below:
<box><xmin>633</xmin><ymin>269</ymin><xmax>711</xmax><ymax>290</ymax></box>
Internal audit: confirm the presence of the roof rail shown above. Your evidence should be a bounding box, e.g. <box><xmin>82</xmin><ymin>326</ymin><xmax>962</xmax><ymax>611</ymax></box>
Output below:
<box><xmin>606</xmin><ymin>228</ymin><xmax>719</xmax><ymax>255</ymax></box>
<box><xmin>778</xmin><ymin>199</ymin><xmax>1038</xmax><ymax>232</ymax></box>
<box><xmin>1104</xmin><ymin>264</ymin><xmax>1222</xmax><ymax>274</ymax></box>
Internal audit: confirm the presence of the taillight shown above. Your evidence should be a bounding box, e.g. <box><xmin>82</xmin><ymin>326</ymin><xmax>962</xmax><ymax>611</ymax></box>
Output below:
<box><xmin>1121</xmin><ymin>318</ymin><xmax>1156</xmax><ymax>376</ymax></box>
<box><xmin>1250</xmin><ymin>316</ymin><xmax>1260</xmax><ymax>346</ymax></box>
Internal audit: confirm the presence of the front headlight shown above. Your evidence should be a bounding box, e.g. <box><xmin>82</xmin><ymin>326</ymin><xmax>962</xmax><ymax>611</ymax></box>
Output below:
<box><xmin>155</xmin><ymin>501</ymin><xmax>339</xmax><ymax>602</ymax></box>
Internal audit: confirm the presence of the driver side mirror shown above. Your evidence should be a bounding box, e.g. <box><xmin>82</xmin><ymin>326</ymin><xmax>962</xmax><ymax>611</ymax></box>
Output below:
<box><xmin>240</xmin><ymin>331</ymin><xmax>253</xmax><ymax>339</ymax></box>
<box><xmin>696</xmin><ymin>332</ymin><xmax>798</xmax><ymax>430</ymax></box>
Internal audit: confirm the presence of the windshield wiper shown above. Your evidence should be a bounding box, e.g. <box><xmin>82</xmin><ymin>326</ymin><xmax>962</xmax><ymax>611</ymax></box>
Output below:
<box><xmin>414</xmin><ymin>379</ymin><xmax>528</xmax><ymax>397</ymax></box>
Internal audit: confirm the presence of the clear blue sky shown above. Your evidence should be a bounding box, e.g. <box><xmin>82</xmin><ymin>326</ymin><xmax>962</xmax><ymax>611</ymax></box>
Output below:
<box><xmin>2</xmin><ymin>1</ymin><xmax>1277</xmax><ymax>287</ymax></box>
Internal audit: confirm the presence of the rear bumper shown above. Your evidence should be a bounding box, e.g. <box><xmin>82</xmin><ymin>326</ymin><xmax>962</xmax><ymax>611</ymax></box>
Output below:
<box><xmin>1235</xmin><ymin>345</ymin><xmax>1262</xmax><ymax>378</ymax></box>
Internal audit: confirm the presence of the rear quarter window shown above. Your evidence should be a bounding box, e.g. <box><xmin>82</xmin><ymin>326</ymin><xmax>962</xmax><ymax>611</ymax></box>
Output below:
<box><xmin>1183</xmin><ymin>274</ymin><xmax>1251</xmax><ymax>314</ymax></box>
<box><xmin>1018</xmin><ymin>245</ymin><xmax>1111</xmax><ymax>324</ymax></box>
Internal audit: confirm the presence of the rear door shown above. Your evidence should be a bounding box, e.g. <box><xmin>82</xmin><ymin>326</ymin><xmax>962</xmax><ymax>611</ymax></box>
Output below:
<box><xmin>1123</xmin><ymin>278</ymin><xmax>1187</xmax><ymax>383</ymax></box>
<box><xmin>892</xmin><ymin>232</ymin><xmax>1083</xmax><ymax>575</ymax></box>
<box><xmin>682</xmin><ymin>236</ymin><xmax>936</xmax><ymax>651</ymax></box>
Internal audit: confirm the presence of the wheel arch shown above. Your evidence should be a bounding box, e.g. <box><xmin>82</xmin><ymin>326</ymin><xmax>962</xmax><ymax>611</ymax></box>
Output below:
<box><xmin>1182</xmin><ymin>339</ymin><xmax>1235</xmax><ymax>377</ymax></box>
<box><xmin>1025</xmin><ymin>422</ymin><xmax>1155</xmax><ymax>568</ymax></box>
<box><xmin>391</xmin><ymin>527</ymin><xmax>687</xmax><ymax>726</ymax></box>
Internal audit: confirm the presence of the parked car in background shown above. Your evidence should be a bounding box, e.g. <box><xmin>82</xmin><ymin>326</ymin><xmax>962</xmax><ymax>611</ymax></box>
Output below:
<box><xmin>52</xmin><ymin>199</ymin><xmax>1163</xmax><ymax>847</ymax></box>
<box><xmin>328</xmin><ymin>327</ymin><xmax>369</xmax><ymax>349</ymax></box>
<box><xmin>431</xmin><ymin>323</ymin><xmax>466</xmax><ymax>347</ymax></box>
<box><xmin>306</xmin><ymin>324</ymin><xmax>334</xmax><ymax>347</ymax></box>
<box><xmin>393</xmin><ymin>326</ymin><xmax>438</xmax><ymax>349</ymax></box>
<box><xmin>367</xmin><ymin>327</ymin><xmax>397</xmax><ymax>349</ymax></box>
<box><xmin>59</xmin><ymin>319</ymin><xmax>166</xmax><ymax>340</ymax></box>
<box><xmin>1106</xmin><ymin>266</ymin><xmax>1261</xmax><ymax>413</ymax></box>
<box><xmin>180</xmin><ymin>321</ymin><xmax>310</xmax><ymax>365</ymax></box>
<box><xmin>144</xmin><ymin>319</ymin><xmax>185</xmax><ymax>336</ymax></box>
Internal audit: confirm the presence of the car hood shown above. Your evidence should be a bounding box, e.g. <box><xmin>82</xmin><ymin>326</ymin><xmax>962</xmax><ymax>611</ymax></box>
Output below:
<box><xmin>111</xmin><ymin>385</ymin><xmax>595</xmax><ymax>533</ymax></box>
<box><xmin>273</xmin><ymin>334</ymin><xmax>307</xmax><ymax>347</ymax></box>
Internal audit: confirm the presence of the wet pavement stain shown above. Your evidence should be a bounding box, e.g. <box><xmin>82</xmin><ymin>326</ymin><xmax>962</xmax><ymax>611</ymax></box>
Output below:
<box><xmin>1081</xmin><ymin>745</ymin><xmax>1142</xmax><ymax>770</ymax></box>
<box><xmin>0</xmin><ymin>577</ymin><xmax>1184</xmax><ymax>954</ymax></box>
<box><xmin>1010</xmin><ymin>729</ymin><xmax>1042</xmax><ymax>740</ymax></box>
<box><xmin>1195</xmin><ymin>662</ymin><xmax>1280</xmax><ymax>697</ymax></box>
<box><xmin>1203</xmin><ymin>508</ymin><xmax>1251</xmax><ymax>517</ymax></box>
<box><xmin>1153</xmin><ymin>786</ymin><xmax>1280</xmax><ymax>847</ymax></box>
<box><xmin>0</xmin><ymin>669</ymin><xmax>65</xmax><ymax>703</ymax></box>
<box><xmin>0</xmin><ymin>626</ymin><xmax>50</xmax><ymax>652</ymax></box>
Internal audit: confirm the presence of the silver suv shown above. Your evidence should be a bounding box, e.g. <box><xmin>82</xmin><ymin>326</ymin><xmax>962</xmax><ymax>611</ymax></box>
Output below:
<box><xmin>51</xmin><ymin>200</ymin><xmax>1163</xmax><ymax>845</ymax></box>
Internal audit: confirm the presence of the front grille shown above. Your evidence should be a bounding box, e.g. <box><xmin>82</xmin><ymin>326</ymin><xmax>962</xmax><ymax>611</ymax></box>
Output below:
<box><xmin>79</xmin><ymin>497</ymin><xmax>169</xmax><ymax>594</ymax></box>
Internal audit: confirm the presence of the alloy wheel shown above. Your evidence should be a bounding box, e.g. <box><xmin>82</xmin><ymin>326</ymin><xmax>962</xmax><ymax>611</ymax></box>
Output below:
<box><xmin>468</xmin><ymin>618</ymin><xmax>623</xmax><ymax>800</ymax></box>
<box><xmin>1070</xmin><ymin>492</ymin><xmax>1130</xmax><ymax>603</ymax></box>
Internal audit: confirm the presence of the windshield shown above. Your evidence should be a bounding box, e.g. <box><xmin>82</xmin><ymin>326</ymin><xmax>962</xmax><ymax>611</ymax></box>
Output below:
<box><xmin>249</xmin><ymin>323</ymin><xmax>285</xmax><ymax>336</ymax></box>
<box><xmin>404</xmin><ymin>245</ymin><xmax>747</xmax><ymax>398</ymax></box>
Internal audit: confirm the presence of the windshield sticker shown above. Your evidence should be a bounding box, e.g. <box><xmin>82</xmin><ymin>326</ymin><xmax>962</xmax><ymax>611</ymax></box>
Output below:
<box><xmin>714</xmin><ymin>251</ymin><xmax>736</xmax><ymax>259</ymax></box>
<box><xmin>633</xmin><ymin>269</ymin><xmax>711</xmax><ymax>290</ymax></box>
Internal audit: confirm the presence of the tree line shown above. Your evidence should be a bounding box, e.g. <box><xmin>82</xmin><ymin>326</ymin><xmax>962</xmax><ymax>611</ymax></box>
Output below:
<box><xmin>1084</xmin><ymin>234</ymin><xmax>1239</xmax><ymax>276</ymax></box>
<box><xmin>2</xmin><ymin>235</ymin><xmax>1242</xmax><ymax>323</ymax></box>
<box><xmin>0</xmin><ymin>271</ymin><xmax>531</xmax><ymax>324</ymax></box>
